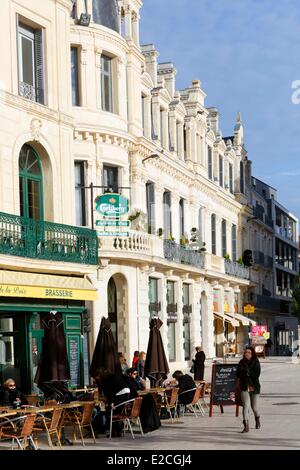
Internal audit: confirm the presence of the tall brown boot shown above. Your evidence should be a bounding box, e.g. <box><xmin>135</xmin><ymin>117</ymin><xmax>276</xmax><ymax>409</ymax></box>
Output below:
<box><xmin>255</xmin><ymin>416</ymin><xmax>261</xmax><ymax>429</ymax></box>
<box><xmin>241</xmin><ymin>420</ymin><xmax>249</xmax><ymax>433</ymax></box>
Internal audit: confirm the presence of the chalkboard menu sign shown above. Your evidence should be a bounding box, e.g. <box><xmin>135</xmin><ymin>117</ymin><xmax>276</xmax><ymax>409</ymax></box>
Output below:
<box><xmin>69</xmin><ymin>337</ymin><xmax>80</xmax><ymax>387</ymax></box>
<box><xmin>209</xmin><ymin>363</ymin><xmax>241</xmax><ymax>417</ymax></box>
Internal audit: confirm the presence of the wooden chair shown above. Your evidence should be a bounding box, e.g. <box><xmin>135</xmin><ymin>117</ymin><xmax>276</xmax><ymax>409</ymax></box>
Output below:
<box><xmin>163</xmin><ymin>388</ymin><xmax>179</xmax><ymax>424</ymax></box>
<box><xmin>0</xmin><ymin>413</ymin><xmax>37</xmax><ymax>450</ymax></box>
<box><xmin>62</xmin><ymin>401</ymin><xmax>96</xmax><ymax>446</ymax></box>
<box><xmin>178</xmin><ymin>387</ymin><xmax>199</xmax><ymax>417</ymax></box>
<box><xmin>33</xmin><ymin>407</ymin><xmax>63</xmax><ymax>449</ymax></box>
<box><xmin>198</xmin><ymin>382</ymin><xmax>209</xmax><ymax>414</ymax></box>
<box><xmin>24</xmin><ymin>394</ymin><xmax>42</xmax><ymax>407</ymax></box>
<box><xmin>109</xmin><ymin>397</ymin><xmax>144</xmax><ymax>439</ymax></box>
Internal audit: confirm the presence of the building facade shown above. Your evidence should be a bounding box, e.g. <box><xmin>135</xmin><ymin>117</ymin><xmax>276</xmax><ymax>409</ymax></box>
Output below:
<box><xmin>4</xmin><ymin>0</ymin><xmax>296</xmax><ymax>392</ymax></box>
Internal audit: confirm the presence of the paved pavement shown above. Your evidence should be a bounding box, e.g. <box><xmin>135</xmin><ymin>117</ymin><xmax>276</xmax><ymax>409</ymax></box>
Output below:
<box><xmin>1</xmin><ymin>357</ymin><xmax>299</xmax><ymax>451</ymax></box>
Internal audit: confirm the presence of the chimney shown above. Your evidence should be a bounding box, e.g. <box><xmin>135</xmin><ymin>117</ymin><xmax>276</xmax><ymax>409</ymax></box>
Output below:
<box><xmin>157</xmin><ymin>62</ymin><xmax>177</xmax><ymax>98</ymax></box>
<box><xmin>141</xmin><ymin>44</ymin><xmax>159</xmax><ymax>87</ymax></box>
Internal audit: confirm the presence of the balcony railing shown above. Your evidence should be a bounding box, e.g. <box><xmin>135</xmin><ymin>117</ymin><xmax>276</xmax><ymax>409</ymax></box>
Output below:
<box><xmin>163</xmin><ymin>240</ymin><xmax>205</xmax><ymax>269</ymax></box>
<box><xmin>224</xmin><ymin>260</ymin><xmax>250</xmax><ymax>280</ymax></box>
<box><xmin>253</xmin><ymin>207</ymin><xmax>273</xmax><ymax>229</ymax></box>
<box><xmin>253</xmin><ymin>251</ymin><xmax>273</xmax><ymax>269</ymax></box>
<box><xmin>0</xmin><ymin>212</ymin><xmax>98</xmax><ymax>265</ymax></box>
<box><xmin>254</xmin><ymin>294</ymin><xmax>281</xmax><ymax>312</ymax></box>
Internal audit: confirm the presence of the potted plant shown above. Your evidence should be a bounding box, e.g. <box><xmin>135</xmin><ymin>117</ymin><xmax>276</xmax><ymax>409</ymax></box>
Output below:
<box><xmin>224</xmin><ymin>253</ymin><xmax>231</xmax><ymax>262</ymax></box>
<box><xmin>237</xmin><ymin>256</ymin><xmax>244</xmax><ymax>266</ymax></box>
<box><xmin>180</xmin><ymin>235</ymin><xmax>188</xmax><ymax>247</ymax></box>
<box><xmin>167</xmin><ymin>233</ymin><xmax>175</xmax><ymax>243</ymax></box>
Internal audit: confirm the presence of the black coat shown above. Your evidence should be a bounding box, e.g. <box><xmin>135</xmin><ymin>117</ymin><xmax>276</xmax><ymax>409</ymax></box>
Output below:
<box><xmin>194</xmin><ymin>351</ymin><xmax>206</xmax><ymax>381</ymax></box>
<box><xmin>97</xmin><ymin>373</ymin><xmax>130</xmax><ymax>404</ymax></box>
<box><xmin>177</xmin><ymin>374</ymin><xmax>196</xmax><ymax>405</ymax></box>
<box><xmin>1</xmin><ymin>389</ymin><xmax>28</xmax><ymax>406</ymax></box>
<box><xmin>237</xmin><ymin>358</ymin><xmax>261</xmax><ymax>394</ymax></box>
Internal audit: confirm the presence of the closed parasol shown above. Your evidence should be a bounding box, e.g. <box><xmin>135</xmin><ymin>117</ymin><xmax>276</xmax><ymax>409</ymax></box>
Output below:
<box><xmin>144</xmin><ymin>318</ymin><xmax>169</xmax><ymax>387</ymax></box>
<box><xmin>90</xmin><ymin>317</ymin><xmax>122</xmax><ymax>379</ymax></box>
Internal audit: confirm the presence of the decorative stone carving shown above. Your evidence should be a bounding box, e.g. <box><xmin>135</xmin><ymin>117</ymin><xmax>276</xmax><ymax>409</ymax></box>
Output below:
<box><xmin>30</xmin><ymin>119</ymin><xmax>42</xmax><ymax>141</ymax></box>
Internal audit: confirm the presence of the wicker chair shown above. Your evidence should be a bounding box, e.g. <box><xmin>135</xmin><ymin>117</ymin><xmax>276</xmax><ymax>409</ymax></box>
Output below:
<box><xmin>109</xmin><ymin>397</ymin><xmax>144</xmax><ymax>439</ymax></box>
<box><xmin>162</xmin><ymin>388</ymin><xmax>179</xmax><ymax>424</ymax></box>
<box><xmin>0</xmin><ymin>413</ymin><xmax>37</xmax><ymax>450</ymax></box>
<box><xmin>62</xmin><ymin>401</ymin><xmax>96</xmax><ymax>446</ymax></box>
<box><xmin>33</xmin><ymin>407</ymin><xmax>63</xmax><ymax>449</ymax></box>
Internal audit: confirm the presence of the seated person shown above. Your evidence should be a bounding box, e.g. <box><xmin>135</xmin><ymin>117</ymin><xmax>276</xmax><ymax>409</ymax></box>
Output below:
<box><xmin>1</xmin><ymin>378</ymin><xmax>28</xmax><ymax>407</ymax></box>
<box><xmin>172</xmin><ymin>370</ymin><xmax>196</xmax><ymax>406</ymax></box>
<box><xmin>124</xmin><ymin>368</ymin><xmax>146</xmax><ymax>396</ymax></box>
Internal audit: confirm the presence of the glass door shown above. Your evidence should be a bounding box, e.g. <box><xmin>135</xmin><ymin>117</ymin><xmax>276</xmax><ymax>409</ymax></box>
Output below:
<box><xmin>0</xmin><ymin>315</ymin><xmax>27</xmax><ymax>393</ymax></box>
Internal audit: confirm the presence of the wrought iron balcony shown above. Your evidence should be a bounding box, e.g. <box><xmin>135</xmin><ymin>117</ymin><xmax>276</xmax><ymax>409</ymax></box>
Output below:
<box><xmin>163</xmin><ymin>240</ymin><xmax>205</xmax><ymax>269</ymax></box>
<box><xmin>224</xmin><ymin>260</ymin><xmax>250</xmax><ymax>280</ymax></box>
<box><xmin>0</xmin><ymin>211</ymin><xmax>98</xmax><ymax>265</ymax></box>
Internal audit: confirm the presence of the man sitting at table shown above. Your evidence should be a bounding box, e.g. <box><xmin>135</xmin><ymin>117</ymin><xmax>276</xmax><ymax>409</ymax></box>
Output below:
<box><xmin>124</xmin><ymin>368</ymin><xmax>146</xmax><ymax>396</ymax></box>
<box><xmin>1</xmin><ymin>378</ymin><xmax>28</xmax><ymax>407</ymax></box>
<box><xmin>172</xmin><ymin>370</ymin><xmax>196</xmax><ymax>406</ymax></box>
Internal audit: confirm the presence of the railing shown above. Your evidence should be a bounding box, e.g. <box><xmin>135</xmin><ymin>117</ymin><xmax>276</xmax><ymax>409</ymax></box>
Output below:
<box><xmin>224</xmin><ymin>260</ymin><xmax>250</xmax><ymax>280</ymax></box>
<box><xmin>18</xmin><ymin>81</ymin><xmax>44</xmax><ymax>104</ymax></box>
<box><xmin>0</xmin><ymin>212</ymin><xmax>98</xmax><ymax>264</ymax></box>
<box><xmin>163</xmin><ymin>240</ymin><xmax>205</xmax><ymax>269</ymax></box>
<box><xmin>253</xmin><ymin>207</ymin><xmax>273</xmax><ymax>229</ymax></box>
<box><xmin>99</xmin><ymin>231</ymin><xmax>153</xmax><ymax>254</ymax></box>
<box><xmin>253</xmin><ymin>251</ymin><xmax>273</xmax><ymax>269</ymax></box>
<box><xmin>254</xmin><ymin>294</ymin><xmax>281</xmax><ymax>312</ymax></box>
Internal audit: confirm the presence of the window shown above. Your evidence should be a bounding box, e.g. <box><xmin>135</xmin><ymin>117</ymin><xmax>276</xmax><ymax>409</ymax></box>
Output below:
<box><xmin>240</xmin><ymin>161</ymin><xmax>244</xmax><ymax>193</ymax></box>
<box><xmin>103</xmin><ymin>165</ymin><xmax>118</xmax><ymax>193</ymax></box>
<box><xmin>19</xmin><ymin>144</ymin><xmax>43</xmax><ymax>220</ymax></box>
<box><xmin>149</xmin><ymin>278</ymin><xmax>159</xmax><ymax>320</ymax></box>
<box><xmin>141</xmin><ymin>95</ymin><xmax>146</xmax><ymax>136</ymax></box>
<box><xmin>163</xmin><ymin>191</ymin><xmax>172</xmax><ymax>239</ymax></box>
<box><xmin>176</xmin><ymin>121</ymin><xmax>180</xmax><ymax>154</ymax></box>
<box><xmin>222</xmin><ymin>219</ymin><xmax>227</xmax><ymax>257</ymax></box>
<box><xmin>179</xmin><ymin>198</ymin><xmax>185</xmax><ymax>238</ymax></box>
<box><xmin>71</xmin><ymin>0</ymin><xmax>77</xmax><ymax>19</ymax></box>
<box><xmin>211</xmin><ymin>214</ymin><xmax>216</xmax><ymax>255</ymax></box>
<box><xmin>101</xmin><ymin>55</ymin><xmax>113</xmax><ymax>112</ymax></box>
<box><xmin>75</xmin><ymin>162</ymin><xmax>86</xmax><ymax>226</ymax></box>
<box><xmin>183</xmin><ymin>283</ymin><xmax>191</xmax><ymax>361</ymax></box>
<box><xmin>219</xmin><ymin>156</ymin><xmax>223</xmax><ymax>187</ymax></box>
<box><xmin>167</xmin><ymin>281</ymin><xmax>176</xmax><ymax>362</ymax></box>
<box><xmin>232</xmin><ymin>224</ymin><xmax>237</xmax><ymax>261</ymax></box>
<box><xmin>18</xmin><ymin>22</ymin><xmax>45</xmax><ymax>104</ymax></box>
<box><xmin>71</xmin><ymin>47</ymin><xmax>80</xmax><ymax>106</ymax></box>
<box><xmin>146</xmin><ymin>182</ymin><xmax>156</xmax><ymax>235</ymax></box>
<box><xmin>229</xmin><ymin>164</ymin><xmax>233</xmax><ymax>193</ymax></box>
<box><xmin>183</xmin><ymin>125</ymin><xmax>187</xmax><ymax>160</ymax></box>
<box><xmin>208</xmin><ymin>147</ymin><xmax>213</xmax><ymax>180</ymax></box>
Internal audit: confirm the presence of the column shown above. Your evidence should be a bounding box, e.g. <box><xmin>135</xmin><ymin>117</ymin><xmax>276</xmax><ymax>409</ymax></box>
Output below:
<box><xmin>205</xmin><ymin>285</ymin><xmax>216</xmax><ymax>358</ymax></box>
<box><xmin>125</xmin><ymin>6</ymin><xmax>132</xmax><ymax>40</ymax></box>
<box><xmin>171</xmin><ymin>193</ymin><xmax>180</xmax><ymax>242</ymax></box>
<box><xmin>190</xmin><ymin>279</ymin><xmax>202</xmax><ymax>353</ymax></box>
<box><xmin>178</xmin><ymin>122</ymin><xmax>184</xmax><ymax>159</ymax></box>
<box><xmin>95</xmin><ymin>48</ymin><xmax>102</xmax><ymax>110</ymax></box>
<box><xmin>155</xmin><ymin>186</ymin><xmax>164</xmax><ymax>236</ymax></box>
<box><xmin>138</xmin><ymin>268</ymin><xmax>151</xmax><ymax>352</ymax></box>
<box><xmin>169</xmin><ymin>112</ymin><xmax>177</xmax><ymax>152</ymax></box>
<box><xmin>132</xmin><ymin>12</ymin><xmax>140</xmax><ymax>46</ymax></box>
<box><xmin>176</xmin><ymin>278</ymin><xmax>185</xmax><ymax>363</ymax></box>
<box><xmin>151</xmin><ymin>96</ymin><xmax>160</xmax><ymax>140</ymax></box>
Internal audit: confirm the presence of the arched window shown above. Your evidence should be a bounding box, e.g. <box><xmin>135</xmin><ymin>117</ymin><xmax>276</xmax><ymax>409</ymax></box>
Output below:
<box><xmin>19</xmin><ymin>144</ymin><xmax>43</xmax><ymax>220</ymax></box>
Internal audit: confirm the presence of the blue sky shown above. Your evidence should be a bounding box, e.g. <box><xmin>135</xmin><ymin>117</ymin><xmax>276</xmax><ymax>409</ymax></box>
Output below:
<box><xmin>140</xmin><ymin>0</ymin><xmax>300</xmax><ymax>221</ymax></box>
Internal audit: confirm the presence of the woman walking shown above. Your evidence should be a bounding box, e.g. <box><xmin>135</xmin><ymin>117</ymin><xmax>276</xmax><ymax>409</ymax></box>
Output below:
<box><xmin>237</xmin><ymin>346</ymin><xmax>261</xmax><ymax>433</ymax></box>
<box><xmin>193</xmin><ymin>347</ymin><xmax>206</xmax><ymax>381</ymax></box>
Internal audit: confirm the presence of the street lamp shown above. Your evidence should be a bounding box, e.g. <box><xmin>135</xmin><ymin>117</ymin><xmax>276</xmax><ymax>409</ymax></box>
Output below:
<box><xmin>142</xmin><ymin>154</ymin><xmax>160</xmax><ymax>164</ymax></box>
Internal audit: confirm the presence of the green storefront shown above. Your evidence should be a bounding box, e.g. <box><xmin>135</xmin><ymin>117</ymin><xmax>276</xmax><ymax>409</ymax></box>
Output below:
<box><xmin>0</xmin><ymin>272</ymin><xmax>97</xmax><ymax>394</ymax></box>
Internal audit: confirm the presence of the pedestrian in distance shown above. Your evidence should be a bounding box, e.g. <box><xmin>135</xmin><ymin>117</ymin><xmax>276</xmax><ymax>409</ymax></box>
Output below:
<box><xmin>132</xmin><ymin>350</ymin><xmax>139</xmax><ymax>368</ymax></box>
<box><xmin>193</xmin><ymin>346</ymin><xmax>206</xmax><ymax>381</ymax></box>
<box><xmin>136</xmin><ymin>351</ymin><xmax>146</xmax><ymax>379</ymax></box>
<box><xmin>237</xmin><ymin>346</ymin><xmax>261</xmax><ymax>433</ymax></box>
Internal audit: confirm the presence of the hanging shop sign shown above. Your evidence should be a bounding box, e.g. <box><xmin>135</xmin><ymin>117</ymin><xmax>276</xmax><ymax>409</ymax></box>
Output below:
<box><xmin>96</xmin><ymin>220</ymin><xmax>130</xmax><ymax>227</ymax></box>
<box><xmin>95</xmin><ymin>193</ymin><xmax>129</xmax><ymax>217</ymax></box>
<box><xmin>244</xmin><ymin>304</ymin><xmax>255</xmax><ymax>314</ymax></box>
<box><xmin>97</xmin><ymin>231</ymin><xmax>129</xmax><ymax>237</ymax></box>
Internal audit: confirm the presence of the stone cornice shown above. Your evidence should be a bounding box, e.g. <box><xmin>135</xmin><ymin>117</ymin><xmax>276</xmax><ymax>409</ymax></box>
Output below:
<box><xmin>70</xmin><ymin>24</ymin><xmax>129</xmax><ymax>55</ymax></box>
<box><xmin>0</xmin><ymin>90</ymin><xmax>74</xmax><ymax>127</ymax></box>
<box><xmin>74</xmin><ymin>128</ymin><xmax>134</xmax><ymax>149</ymax></box>
<box><xmin>131</xmin><ymin>139</ymin><xmax>242</xmax><ymax>213</ymax></box>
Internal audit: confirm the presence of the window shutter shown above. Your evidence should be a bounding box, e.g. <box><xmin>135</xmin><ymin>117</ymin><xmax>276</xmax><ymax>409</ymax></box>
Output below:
<box><xmin>34</xmin><ymin>29</ymin><xmax>44</xmax><ymax>104</ymax></box>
